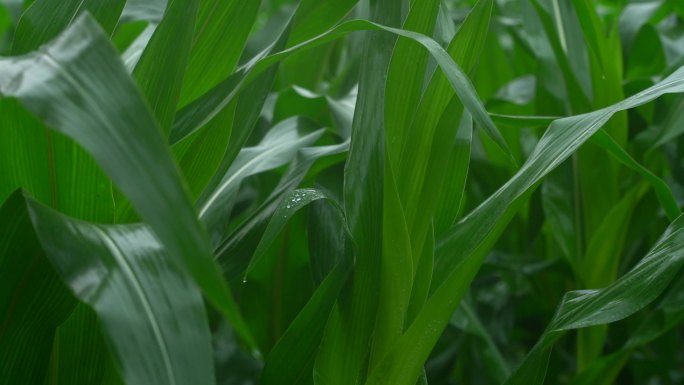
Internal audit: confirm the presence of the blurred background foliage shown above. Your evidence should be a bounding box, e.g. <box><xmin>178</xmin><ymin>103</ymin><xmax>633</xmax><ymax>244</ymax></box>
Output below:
<box><xmin>2</xmin><ymin>0</ymin><xmax>684</xmax><ymax>384</ymax></box>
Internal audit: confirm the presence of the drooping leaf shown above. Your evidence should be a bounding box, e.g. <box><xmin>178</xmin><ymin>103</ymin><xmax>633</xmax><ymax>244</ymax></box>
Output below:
<box><xmin>245</xmin><ymin>188</ymin><xmax>337</xmax><ymax>278</ymax></box>
<box><xmin>0</xmin><ymin>14</ymin><xmax>255</xmax><ymax>348</ymax></box>
<box><xmin>366</xmin><ymin>65</ymin><xmax>684</xmax><ymax>385</ymax></box>
<box><xmin>26</xmin><ymin>195</ymin><xmax>216</xmax><ymax>385</ymax></box>
<box><xmin>216</xmin><ymin>141</ymin><xmax>349</xmax><ymax>279</ymax></box>
<box><xmin>570</xmin><ymin>275</ymin><xmax>684</xmax><ymax>385</ymax></box>
<box><xmin>170</xmin><ymin>19</ymin><xmax>513</xmax><ymax>159</ymax></box>
<box><xmin>504</xmin><ymin>213</ymin><xmax>684</xmax><ymax>385</ymax></box>
<box><xmin>198</xmin><ymin>117</ymin><xmax>325</xmax><ymax>244</ymax></box>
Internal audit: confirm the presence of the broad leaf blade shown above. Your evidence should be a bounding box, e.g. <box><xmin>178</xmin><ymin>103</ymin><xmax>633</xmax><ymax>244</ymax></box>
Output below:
<box><xmin>132</xmin><ymin>0</ymin><xmax>199</xmax><ymax>133</ymax></box>
<box><xmin>178</xmin><ymin>0</ymin><xmax>261</xmax><ymax>106</ymax></box>
<box><xmin>0</xmin><ymin>14</ymin><xmax>255</xmax><ymax>348</ymax></box>
<box><xmin>26</xmin><ymin>195</ymin><xmax>216</xmax><ymax>385</ymax></box>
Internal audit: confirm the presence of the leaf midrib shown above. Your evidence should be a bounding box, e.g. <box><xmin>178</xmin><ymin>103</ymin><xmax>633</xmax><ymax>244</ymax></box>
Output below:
<box><xmin>93</xmin><ymin>226</ymin><xmax>177</xmax><ymax>385</ymax></box>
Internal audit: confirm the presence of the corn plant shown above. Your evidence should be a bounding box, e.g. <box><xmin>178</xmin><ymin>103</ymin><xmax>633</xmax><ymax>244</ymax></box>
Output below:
<box><xmin>2</xmin><ymin>0</ymin><xmax>684</xmax><ymax>384</ymax></box>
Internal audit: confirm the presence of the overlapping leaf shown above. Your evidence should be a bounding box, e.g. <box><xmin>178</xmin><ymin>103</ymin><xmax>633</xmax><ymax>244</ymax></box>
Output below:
<box><xmin>26</xmin><ymin>194</ymin><xmax>215</xmax><ymax>385</ymax></box>
<box><xmin>504</xmin><ymin>214</ymin><xmax>684</xmax><ymax>384</ymax></box>
<box><xmin>366</xmin><ymin>65</ymin><xmax>684</xmax><ymax>385</ymax></box>
<box><xmin>0</xmin><ymin>14</ymin><xmax>255</xmax><ymax>348</ymax></box>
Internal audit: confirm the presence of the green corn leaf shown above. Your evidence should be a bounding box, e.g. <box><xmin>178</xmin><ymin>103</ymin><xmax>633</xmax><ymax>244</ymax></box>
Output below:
<box><xmin>530</xmin><ymin>0</ymin><xmax>591</xmax><ymax>113</ymax></box>
<box><xmin>308</xmin><ymin>191</ymin><xmax>351</xmax><ymax>286</ymax></box>
<box><xmin>52</xmin><ymin>304</ymin><xmax>114</xmax><ymax>385</ymax></box>
<box><xmin>401</xmin><ymin>0</ymin><xmax>493</xmax><ymax>334</ymax></box>
<box><xmin>576</xmin><ymin>187</ymin><xmax>643</xmax><ymax>366</ymax></box>
<box><xmin>132</xmin><ymin>0</ymin><xmax>199</xmax><ymax>134</ymax></box>
<box><xmin>406</xmin><ymin>222</ymin><xmax>434</xmax><ymax>325</ymax></box>
<box><xmin>178</xmin><ymin>0</ymin><xmax>261</xmax><ymax>106</ymax></box>
<box><xmin>245</xmin><ymin>188</ymin><xmax>339</xmax><ymax>278</ymax></box>
<box><xmin>570</xmin><ymin>276</ymin><xmax>684</xmax><ymax>385</ymax></box>
<box><xmin>11</xmin><ymin>0</ymin><xmax>125</xmax><ymax>55</ymax></box>
<box><xmin>2</xmin><ymin>5</ymin><xmax>120</xmax><ymax>379</ymax></box>
<box><xmin>397</xmin><ymin>0</ymin><xmax>493</xmax><ymax>236</ymax></box>
<box><xmin>121</xmin><ymin>0</ymin><xmax>166</xmax><ymax>23</ymax></box>
<box><xmin>170</xmin><ymin>19</ymin><xmax>513</xmax><ymax>160</ymax></box>
<box><xmin>25</xmin><ymin>194</ymin><xmax>216</xmax><ymax>385</ymax></box>
<box><xmin>315</xmin><ymin>0</ymin><xmax>401</xmax><ymax>382</ymax></box>
<box><xmin>492</xmin><ymin>113</ymin><xmax>681</xmax><ymax>221</ymax></box>
<box><xmin>287</xmin><ymin>0</ymin><xmax>359</xmax><ymax>46</ymax></box>
<box><xmin>216</xmin><ymin>141</ymin><xmax>349</xmax><ymax>279</ymax></box>
<box><xmin>0</xmin><ymin>100</ymin><xmax>113</xmax><ymax>223</ymax></box>
<box><xmin>169</xmin><ymin>10</ymin><xmax>292</xmax><ymax>144</ymax></box>
<box><xmin>261</xmin><ymin>258</ymin><xmax>352</xmax><ymax>385</ymax></box>
<box><xmin>4</xmin><ymin>1</ymin><xmax>684</xmax><ymax>384</ymax></box>
<box><xmin>370</xmin><ymin>156</ymin><xmax>414</xmax><ymax>371</ymax></box>
<box><xmin>0</xmin><ymin>14</ymin><xmax>255</xmax><ymax>349</ymax></box>
<box><xmin>384</xmin><ymin>0</ymin><xmax>441</xmax><ymax>164</ymax></box>
<box><xmin>248</xmin><ymin>188</ymin><xmax>351</xmax><ymax>385</ymax></box>
<box><xmin>198</xmin><ymin>117</ymin><xmax>324</xmax><ymax>244</ymax></box>
<box><xmin>504</xmin><ymin>213</ymin><xmax>684</xmax><ymax>385</ymax></box>
<box><xmin>170</xmin><ymin>104</ymin><xmax>234</xmax><ymax>201</ymax></box>
<box><xmin>190</xmin><ymin>18</ymin><xmax>293</xmax><ymax>213</ymax></box>
<box><xmin>434</xmin><ymin>111</ymin><xmax>473</xmax><ymax>233</ymax></box>
<box><xmin>365</xmin><ymin>65</ymin><xmax>684</xmax><ymax>385</ymax></box>
<box><xmin>0</xmin><ymin>190</ymin><xmax>77</xmax><ymax>385</ymax></box>
<box><xmin>567</xmin><ymin>4</ymin><xmax>627</xmax><ymax>321</ymax></box>
<box><xmin>1</xmin><ymin>0</ymin><xmax>119</xmax><ymax>224</ymax></box>
<box><xmin>619</xmin><ymin>0</ymin><xmax>663</xmax><ymax>50</ymax></box>
<box><xmin>541</xmin><ymin>161</ymin><xmax>579</xmax><ymax>263</ymax></box>
<box><xmin>591</xmin><ymin>130</ymin><xmax>680</xmax><ymax>221</ymax></box>
<box><xmin>579</xmin><ymin>187</ymin><xmax>642</xmax><ymax>289</ymax></box>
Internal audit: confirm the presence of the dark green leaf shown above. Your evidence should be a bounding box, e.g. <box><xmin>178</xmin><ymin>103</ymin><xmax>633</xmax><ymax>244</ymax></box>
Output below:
<box><xmin>0</xmin><ymin>14</ymin><xmax>255</xmax><ymax>348</ymax></box>
<box><xmin>26</xmin><ymin>195</ymin><xmax>216</xmax><ymax>385</ymax></box>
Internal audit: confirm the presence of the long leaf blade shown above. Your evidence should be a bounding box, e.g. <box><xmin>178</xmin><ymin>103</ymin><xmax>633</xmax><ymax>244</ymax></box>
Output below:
<box><xmin>0</xmin><ymin>14</ymin><xmax>255</xmax><ymax>348</ymax></box>
<box><xmin>26</xmin><ymin>194</ymin><xmax>216</xmax><ymax>385</ymax></box>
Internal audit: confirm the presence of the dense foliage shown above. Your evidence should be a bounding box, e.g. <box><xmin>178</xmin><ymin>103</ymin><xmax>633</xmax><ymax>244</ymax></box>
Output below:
<box><xmin>1</xmin><ymin>0</ymin><xmax>684</xmax><ymax>384</ymax></box>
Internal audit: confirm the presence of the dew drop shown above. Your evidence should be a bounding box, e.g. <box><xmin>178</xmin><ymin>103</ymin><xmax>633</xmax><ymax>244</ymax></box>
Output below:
<box><xmin>242</xmin><ymin>276</ymin><xmax>248</xmax><ymax>284</ymax></box>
